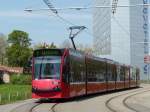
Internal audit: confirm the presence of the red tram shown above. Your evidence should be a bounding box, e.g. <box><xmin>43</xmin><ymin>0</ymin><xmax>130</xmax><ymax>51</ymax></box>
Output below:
<box><xmin>32</xmin><ymin>48</ymin><xmax>140</xmax><ymax>99</ymax></box>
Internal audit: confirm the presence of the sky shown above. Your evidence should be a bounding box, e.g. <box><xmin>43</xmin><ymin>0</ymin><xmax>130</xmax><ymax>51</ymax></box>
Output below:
<box><xmin>0</xmin><ymin>0</ymin><xmax>93</xmax><ymax>47</ymax></box>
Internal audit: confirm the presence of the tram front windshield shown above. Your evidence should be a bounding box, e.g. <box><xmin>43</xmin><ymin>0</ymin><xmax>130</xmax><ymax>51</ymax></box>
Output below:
<box><xmin>34</xmin><ymin>56</ymin><xmax>61</xmax><ymax>80</ymax></box>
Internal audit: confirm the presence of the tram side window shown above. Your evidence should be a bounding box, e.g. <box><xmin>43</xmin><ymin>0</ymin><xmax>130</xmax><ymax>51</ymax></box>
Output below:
<box><xmin>95</xmin><ymin>63</ymin><xmax>100</xmax><ymax>82</ymax></box>
<box><xmin>116</xmin><ymin>66</ymin><xmax>121</xmax><ymax>81</ymax></box>
<box><xmin>98</xmin><ymin>62</ymin><xmax>106</xmax><ymax>82</ymax></box>
<box><xmin>79</xmin><ymin>61</ymin><xmax>86</xmax><ymax>82</ymax></box>
<box><xmin>107</xmin><ymin>65</ymin><xmax>111</xmax><ymax>81</ymax></box>
<box><xmin>87</xmin><ymin>62</ymin><xmax>93</xmax><ymax>82</ymax></box>
<box><xmin>62</xmin><ymin>56</ymin><xmax>70</xmax><ymax>83</ymax></box>
<box><xmin>130</xmin><ymin>68</ymin><xmax>134</xmax><ymax>80</ymax></box>
<box><xmin>107</xmin><ymin>64</ymin><xmax>115</xmax><ymax>81</ymax></box>
<box><xmin>107</xmin><ymin>66</ymin><xmax>112</xmax><ymax>81</ymax></box>
<box><xmin>88</xmin><ymin>71</ymin><xmax>97</xmax><ymax>82</ymax></box>
<box><xmin>70</xmin><ymin>56</ymin><xmax>85</xmax><ymax>83</ymax></box>
<box><xmin>112</xmin><ymin>65</ymin><xmax>116</xmax><ymax>81</ymax></box>
<box><xmin>69</xmin><ymin>58</ymin><xmax>74</xmax><ymax>82</ymax></box>
<box><xmin>97</xmin><ymin>71</ymin><xmax>105</xmax><ymax>82</ymax></box>
<box><xmin>125</xmin><ymin>68</ymin><xmax>129</xmax><ymax>81</ymax></box>
<box><xmin>93</xmin><ymin>63</ymin><xmax>98</xmax><ymax>82</ymax></box>
<box><xmin>130</xmin><ymin>68</ymin><xmax>136</xmax><ymax>81</ymax></box>
<box><xmin>69</xmin><ymin>57</ymin><xmax>78</xmax><ymax>83</ymax></box>
<box><xmin>70</xmin><ymin>70</ymin><xmax>74</xmax><ymax>82</ymax></box>
<box><xmin>82</xmin><ymin>62</ymin><xmax>86</xmax><ymax>82</ymax></box>
<box><xmin>87</xmin><ymin>60</ymin><xmax>106</xmax><ymax>82</ymax></box>
<box><xmin>87</xmin><ymin>62</ymin><xmax>96</xmax><ymax>82</ymax></box>
<box><xmin>107</xmin><ymin>71</ymin><xmax>111</xmax><ymax>81</ymax></box>
<box><xmin>74</xmin><ymin>62</ymin><xmax>80</xmax><ymax>82</ymax></box>
<box><xmin>136</xmin><ymin>69</ymin><xmax>140</xmax><ymax>81</ymax></box>
<box><xmin>120</xmin><ymin>67</ymin><xmax>125</xmax><ymax>81</ymax></box>
<box><xmin>88</xmin><ymin>71</ymin><xmax>92</xmax><ymax>82</ymax></box>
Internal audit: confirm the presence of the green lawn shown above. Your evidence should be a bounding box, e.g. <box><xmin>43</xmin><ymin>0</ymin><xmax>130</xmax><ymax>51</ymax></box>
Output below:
<box><xmin>0</xmin><ymin>84</ymin><xmax>31</xmax><ymax>104</ymax></box>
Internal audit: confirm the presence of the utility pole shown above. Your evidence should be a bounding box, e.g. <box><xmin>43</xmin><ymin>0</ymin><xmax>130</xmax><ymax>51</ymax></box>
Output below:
<box><xmin>68</xmin><ymin>26</ymin><xmax>86</xmax><ymax>50</ymax></box>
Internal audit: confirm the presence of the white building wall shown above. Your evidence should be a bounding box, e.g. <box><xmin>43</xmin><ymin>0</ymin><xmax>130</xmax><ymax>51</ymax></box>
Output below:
<box><xmin>111</xmin><ymin>0</ymin><xmax>130</xmax><ymax>64</ymax></box>
<box><xmin>93</xmin><ymin>0</ymin><xmax>149</xmax><ymax>79</ymax></box>
<box><xmin>130</xmin><ymin>0</ymin><xmax>149</xmax><ymax>80</ymax></box>
<box><xmin>93</xmin><ymin>0</ymin><xmax>130</xmax><ymax>64</ymax></box>
<box><xmin>93</xmin><ymin>0</ymin><xmax>111</xmax><ymax>55</ymax></box>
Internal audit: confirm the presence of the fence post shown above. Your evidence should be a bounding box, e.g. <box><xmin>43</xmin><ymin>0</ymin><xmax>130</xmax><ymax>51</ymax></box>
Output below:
<box><xmin>17</xmin><ymin>92</ymin><xmax>19</xmax><ymax>97</ymax></box>
<box><xmin>25</xmin><ymin>93</ymin><xmax>27</xmax><ymax>98</ymax></box>
<box><xmin>8</xmin><ymin>93</ymin><xmax>10</xmax><ymax>102</ymax></box>
<box><xmin>0</xmin><ymin>94</ymin><xmax>1</xmax><ymax>103</ymax></box>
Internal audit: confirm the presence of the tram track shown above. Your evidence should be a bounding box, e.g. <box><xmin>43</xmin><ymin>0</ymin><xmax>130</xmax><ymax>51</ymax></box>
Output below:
<box><xmin>105</xmin><ymin>87</ymin><xmax>150</xmax><ymax>112</ymax></box>
<box><xmin>29</xmin><ymin>103</ymin><xmax>43</xmax><ymax>112</ymax></box>
<box><xmin>51</xmin><ymin>103</ymin><xmax>59</xmax><ymax>112</ymax></box>
<box><xmin>30</xmin><ymin>100</ymin><xmax>59</xmax><ymax>112</ymax></box>
<box><xmin>10</xmin><ymin>101</ymin><xmax>41</xmax><ymax>112</ymax></box>
<box><xmin>105</xmin><ymin>91</ymin><xmax>137</xmax><ymax>112</ymax></box>
<box><xmin>10</xmin><ymin>100</ymin><xmax>58</xmax><ymax>112</ymax></box>
<box><xmin>123</xmin><ymin>89</ymin><xmax>150</xmax><ymax>112</ymax></box>
<box><xmin>29</xmin><ymin>102</ymin><xmax>58</xmax><ymax>112</ymax></box>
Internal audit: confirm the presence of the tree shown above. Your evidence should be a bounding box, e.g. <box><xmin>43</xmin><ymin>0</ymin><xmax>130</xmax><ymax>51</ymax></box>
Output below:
<box><xmin>33</xmin><ymin>42</ymin><xmax>57</xmax><ymax>50</ymax></box>
<box><xmin>0</xmin><ymin>33</ymin><xmax>8</xmax><ymax>65</ymax></box>
<box><xmin>6</xmin><ymin>30</ymin><xmax>32</xmax><ymax>67</ymax></box>
<box><xmin>50</xmin><ymin>42</ymin><xmax>57</xmax><ymax>48</ymax></box>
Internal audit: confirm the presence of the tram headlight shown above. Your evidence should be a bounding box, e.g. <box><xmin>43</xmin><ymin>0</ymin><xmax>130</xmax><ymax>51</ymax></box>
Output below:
<box><xmin>52</xmin><ymin>81</ymin><xmax>60</xmax><ymax>85</ymax></box>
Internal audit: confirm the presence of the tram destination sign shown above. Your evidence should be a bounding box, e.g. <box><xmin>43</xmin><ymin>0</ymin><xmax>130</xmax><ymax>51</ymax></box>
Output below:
<box><xmin>34</xmin><ymin>49</ymin><xmax>62</xmax><ymax>57</ymax></box>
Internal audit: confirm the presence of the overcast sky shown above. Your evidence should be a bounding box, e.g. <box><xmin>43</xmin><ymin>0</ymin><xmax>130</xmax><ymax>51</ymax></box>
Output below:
<box><xmin>0</xmin><ymin>0</ymin><xmax>93</xmax><ymax>46</ymax></box>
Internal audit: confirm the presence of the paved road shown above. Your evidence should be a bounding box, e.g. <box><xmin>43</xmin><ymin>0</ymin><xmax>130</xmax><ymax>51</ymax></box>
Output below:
<box><xmin>125</xmin><ymin>89</ymin><xmax>150</xmax><ymax>112</ymax></box>
<box><xmin>0</xmin><ymin>84</ymin><xmax>150</xmax><ymax>112</ymax></box>
<box><xmin>55</xmin><ymin>84</ymin><xmax>150</xmax><ymax>112</ymax></box>
<box><xmin>0</xmin><ymin>99</ymin><xmax>37</xmax><ymax>112</ymax></box>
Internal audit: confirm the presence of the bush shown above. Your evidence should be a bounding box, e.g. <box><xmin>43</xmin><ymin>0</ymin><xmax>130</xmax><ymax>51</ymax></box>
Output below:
<box><xmin>0</xmin><ymin>72</ymin><xmax>4</xmax><ymax>84</ymax></box>
<box><xmin>10</xmin><ymin>74</ymin><xmax>31</xmax><ymax>85</ymax></box>
<box><xmin>0</xmin><ymin>78</ymin><xmax>4</xmax><ymax>84</ymax></box>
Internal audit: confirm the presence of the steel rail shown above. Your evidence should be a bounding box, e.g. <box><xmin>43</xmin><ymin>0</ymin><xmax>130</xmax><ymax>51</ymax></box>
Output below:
<box><xmin>105</xmin><ymin>87</ymin><xmax>150</xmax><ymax>112</ymax></box>
<box><xmin>51</xmin><ymin>103</ymin><xmax>59</xmax><ymax>112</ymax></box>
<box><xmin>10</xmin><ymin>101</ymin><xmax>40</xmax><ymax>112</ymax></box>
<box><xmin>29</xmin><ymin>103</ymin><xmax>42</xmax><ymax>112</ymax></box>
<box><xmin>123</xmin><ymin>89</ymin><xmax>150</xmax><ymax>112</ymax></box>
